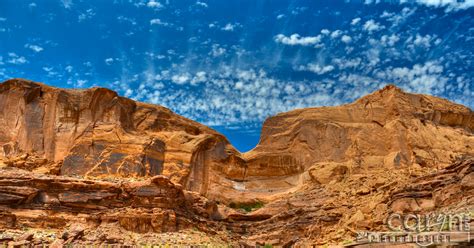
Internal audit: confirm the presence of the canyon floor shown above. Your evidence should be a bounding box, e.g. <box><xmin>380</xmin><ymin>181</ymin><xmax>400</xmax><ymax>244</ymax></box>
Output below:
<box><xmin>0</xmin><ymin>78</ymin><xmax>473</xmax><ymax>247</ymax></box>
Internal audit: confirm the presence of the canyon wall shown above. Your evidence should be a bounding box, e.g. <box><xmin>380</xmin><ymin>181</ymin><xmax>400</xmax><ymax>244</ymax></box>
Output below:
<box><xmin>0</xmin><ymin>79</ymin><xmax>246</xmax><ymax>199</ymax></box>
<box><xmin>1</xmin><ymin>79</ymin><xmax>473</xmax><ymax>204</ymax></box>
<box><xmin>0</xmin><ymin>78</ymin><xmax>473</xmax><ymax>246</ymax></box>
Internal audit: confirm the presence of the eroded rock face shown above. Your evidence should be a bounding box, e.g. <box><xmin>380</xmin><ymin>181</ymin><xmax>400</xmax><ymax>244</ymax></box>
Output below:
<box><xmin>2</xmin><ymin>79</ymin><xmax>472</xmax><ymax>204</ymax></box>
<box><xmin>253</xmin><ymin>85</ymin><xmax>473</xmax><ymax>166</ymax></box>
<box><xmin>234</xmin><ymin>84</ymin><xmax>474</xmax><ymax>201</ymax></box>
<box><xmin>0</xmin><ymin>79</ymin><xmax>244</xmax><ymax>197</ymax></box>
<box><xmin>0</xmin><ymin>78</ymin><xmax>473</xmax><ymax>246</ymax></box>
<box><xmin>0</xmin><ymin>171</ymin><xmax>192</xmax><ymax>244</ymax></box>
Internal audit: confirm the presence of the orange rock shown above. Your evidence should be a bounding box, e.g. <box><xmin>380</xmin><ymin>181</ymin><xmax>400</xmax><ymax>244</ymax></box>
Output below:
<box><xmin>0</xmin><ymin>79</ymin><xmax>473</xmax><ymax>246</ymax></box>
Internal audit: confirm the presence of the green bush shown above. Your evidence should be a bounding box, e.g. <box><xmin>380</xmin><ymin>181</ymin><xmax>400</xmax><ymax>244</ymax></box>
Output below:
<box><xmin>229</xmin><ymin>201</ymin><xmax>264</xmax><ymax>212</ymax></box>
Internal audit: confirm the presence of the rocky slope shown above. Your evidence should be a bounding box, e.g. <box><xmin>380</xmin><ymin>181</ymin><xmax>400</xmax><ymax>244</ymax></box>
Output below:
<box><xmin>0</xmin><ymin>78</ymin><xmax>473</xmax><ymax>246</ymax></box>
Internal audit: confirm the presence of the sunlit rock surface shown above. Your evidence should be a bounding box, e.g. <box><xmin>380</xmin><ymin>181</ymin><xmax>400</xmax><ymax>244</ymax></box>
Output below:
<box><xmin>0</xmin><ymin>78</ymin><xmax>472</xmax><ymax>246</ymax></box>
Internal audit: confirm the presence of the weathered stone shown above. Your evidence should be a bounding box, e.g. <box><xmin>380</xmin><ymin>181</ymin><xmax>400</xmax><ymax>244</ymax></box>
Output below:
<box><xmin>49</xmin><ymin>239</ymin><xmax>64</xmax><ymax>248</ymax></box>
<box><xmin>8</xmin><ymin>240</ymin><xmax>30</xmax><ymax>247</ymax></box>
<box><xmin>461</xmin><ymin>172</ymin><xmax>474</xmax><ymax>189</ymax></box>
<box><xmin>16</xmin><ymin>232</ymin><xmax>34</xmax><ymax>241</ymax></box>
<box><xmin>61</xmin><ymin>224</ymin><xmax>85</xmax><ymax>241</ymax></box>
<box><xmin>0</xmin><ymin>212</ymin><xmax>16</xmax><ymax>228</ymax></box>
<box><xmin>0</xmin><ymin>79</ymin><xmax>472</xmax><ymax>246</ymax></box>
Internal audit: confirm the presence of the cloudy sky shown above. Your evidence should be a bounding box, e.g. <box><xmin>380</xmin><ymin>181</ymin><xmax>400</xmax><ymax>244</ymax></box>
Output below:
<box><xmin>0</xmin><ymin>0</ymin><xmax>473</xmax><ymax>151</ymax></box>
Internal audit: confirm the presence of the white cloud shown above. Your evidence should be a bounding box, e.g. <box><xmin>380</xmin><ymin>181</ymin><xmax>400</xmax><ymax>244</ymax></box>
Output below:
<box><xmin>76</xmin><ymin>79</ymin><xmax>87</xmax><ymax>87</ymax></box>
<box><xmin>414</xmin><ymin>34</ymin><xmax>432</xmax><ymax>47</ymax></box>
<box><xmin>276</xmin><ymin>14</ymin><xmax>285</xmax><ymax>19</ymax></box>
<box><xmin>0</xmin><ymin>17</ymin><xmax>6</xmax><ymax>22</ymax></box>
<box><xmin>284</xmin><ymin>84</ymin><xmax>296</xmax><ymax>95</ymax></box>
<box><xmin>274</xmin><ymin>34</ymin><xmax>322</xmax><ymax>46</ymax></box>
<box><xmin>133</xmin><ymin>66</ymin><xmax>346</xmax><ymax>126</ymax></box>
<box><xmin>221</xmin><ymin>23</ymin><xmax>237</xmax><ymax>31</ymax></box>
<box><xmin>191</xmin><ymin>71</ymin><xmax>207</xmax><ymax>85</ymax></box>
<box><xmin>147</xmin><ymin>0</ymin><xmax>163</xmax><ymax>8</ymax></box>
<box><xmin>351</xmin><ymin>17</ymin><xmax>361</xmax><ymax>25</ymax></box>
<box><xmin>291</xmin><ymin>6</ymin><xmax>308</xmax><ymax>15</ymax></box>
<box><xmin>105</xmin><ymin>58</ymin><xmax>114</xmax><ymax>65</ymax></box>
<box><xmin>24</xmin><ymin>44</ymin><xmax>44</xmax><ymax>52</ymax></box>
<box><xmin>78</xmin><ymin>9</ymin><xmax>95</xmax><ymax>22</ymax></box>
<box><xmin>171</xmin><ymin>73</ymin><xmax>190</xmax><ymax>84</ymax></box>
<box><xmin>363</xmin><ymin>20</ymin><xmax>384</xmax><ymax>32</ymax></box>
<box><xmin>382</xmin><ymin>61</ymin><xmax>447</xmax><ymax>94</ymax></box>
<box><xmin>51</xmin><ymin>1</ymin><xmax>470</xmax><ymax>129</ymax></box>
<box><xmin>381</xmin><ymin>7</ymin><xmax>416</xmax><ymax>26</ymax></box>
<box><xmin>65</xmin><ymin>65</ymin><xmax>73</xmax><ymax>73</ymax></box>
<box><xmin>341</xmin><ymin>35</ymin><xmax>352</xmax><ymax>43</ymax></box>
<box><xmin>7</xmin><ymin>53</ymin><xmax>27</xmax><ymax>65</ymax></box>
<box><xmin>365</xmin><ymin>48</ymin><xmax>380</xmax><ymax>67</ymax></box>
<box><xmin>380</xmin><ymin>11</ymin><xmax>392</xmax><ymax>18</ymax></box>
<box><xmin>405</xmin><ymin>34</ymin><xmax>440</xmax><ymax>50</ymax></box>
<box><xmin>414</xmin><ymin>34</ymin><xmax>439</xmax><ymax>48</ymax></box>
<box><xmin>210</xmin><ymin>44</ymin><xmax>226</xmax><ymax>57</ymax></box>
<box><xmin>234</xmin><ymin>81</ymin><xmax>244</xmax><ymax>90</ymax></box>
<box><xmin>61</xmin><ymin>0</ymin><xmax>72</xmax><ymax>9</ymax></box>
<box><xmin>364</xmin><ymin>0</ymin><xmax>474</xmax><ymax>10</ymax></box>
<box><xmin>123</xmin><ymin>55</ymin><xmax>472</xmax><ymax>128</ymax></box>
<box><xmin>42</xmin><ymin>66</ymin><xmax>58</xmax><ymax>77</ymax></box>
<box><xmin>196</xmin><ymin>1</ymin><xmax>208</xmax><ymax>7</ymax></box>
<box><xmin>150</xmin><ymin>18</ymin><xmax>169</xmax><ymax>26</ymax></box>
<box><xmin>320</xmin><ymin>29</ymin><xmax>330</xmax><ymax>35</ymax></box>
<box><xmin>117</xmin><ymin>16</ymin><xmax>137</xmax><ymax>25</ymax></box>
<box><xmin>410</xmin><ymin>0</ymin><xmax>474</xmax><ymax>10</ymax></box>
<box><xmin>332</xmin><ymin>58</ymin><xmax>361</xmax><ymax>69</ymax></box>
<box><xmin>124</xmin><ymin>88</ymin><xmax>134</xmax><ymax>97</ymax></box>
<box><xmin>297</xmin><ymin>63</ymin><xmax>335</xmax><ymax>75</ymax></box>
<box><xmin>380</xmin><ymin>34</ymin><xmax>400</xmax><ymax>46</ymax></box>
<box><xmin>330</xmin><ymin>30</ymin><xmax>342</xmax><ymax>39</ymax></box>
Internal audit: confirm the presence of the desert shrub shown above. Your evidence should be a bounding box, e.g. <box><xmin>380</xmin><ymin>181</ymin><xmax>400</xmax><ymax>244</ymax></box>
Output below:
<box><xmin>228</xmin><ymin>201</ymin><xmax>264</xmax><ymax>212</ymax></box>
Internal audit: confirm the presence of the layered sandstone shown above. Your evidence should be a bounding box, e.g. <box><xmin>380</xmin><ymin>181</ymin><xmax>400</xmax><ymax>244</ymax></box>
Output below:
<box><xmin>0</xmin><ymin>78</ymin><xmax>472</xmax><ymax>246</ymax></box>
<box><xmin>222</xmin><ymin>84</ymin><xmax>474</xmax><ymax>202</ymax></box>
<box><xmin>0</xmin><ymin>78</ymin><xmax>244</xmax><ymax>196</ymax></box>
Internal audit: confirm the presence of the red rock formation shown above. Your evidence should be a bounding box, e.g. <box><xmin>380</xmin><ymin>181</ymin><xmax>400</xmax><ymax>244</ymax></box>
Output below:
<box><xmin>223</xmin><ymin>84</ymin><xmax>474</xmax><ymax>202</ymax></box>
<box><xmin>0</xmin><ymin>78</ymin><xmax>243</xmax><ymax>194</ymax></box>
<box><xmin>0</xmin><ymin>78</ymin><xmax>472</xmax><ymax>246</ymax></box>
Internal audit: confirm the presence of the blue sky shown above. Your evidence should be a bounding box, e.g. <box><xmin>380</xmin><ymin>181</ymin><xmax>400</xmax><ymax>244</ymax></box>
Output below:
<box><xmin>0</xmin><ymin>0</ymin><xmax>473</xmax><ymax>151</ymax></box>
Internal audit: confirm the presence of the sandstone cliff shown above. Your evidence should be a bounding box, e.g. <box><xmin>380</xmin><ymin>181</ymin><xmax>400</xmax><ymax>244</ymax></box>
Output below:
<box><xmin>0</xmin><ymin>78</ymin><xmax>472</xmax><ymax>246</ymax></box>
<box><xmin>226</xmin><ymin>84</ymin><xmax>474</xmax><ymax>202</ymax></box>
<box><xmin>0</xmin><ymin>78</ymin><xmax>244</xmax><ymax>196</ymax></box>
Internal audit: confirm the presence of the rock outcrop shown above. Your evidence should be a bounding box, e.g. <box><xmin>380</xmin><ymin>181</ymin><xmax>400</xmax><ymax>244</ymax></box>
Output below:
<box><xmin>0</xmin><ymin>79</ymin><xmax>244</xmax><ymax>197</ymax></box>
<box><xmin>0</xmin><ymin>78</ymin><xmax>472</xmax><ymax>246</ymax></box>
<box><xmin>230</xmin><ymin>84</ymin><xmax>474</xmax><ymax>202</ymax></box>
<box><xmin>0</xmin><ymin>168</ymin><xmax>185</xmax><ymax>231</ymax></box>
